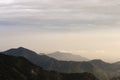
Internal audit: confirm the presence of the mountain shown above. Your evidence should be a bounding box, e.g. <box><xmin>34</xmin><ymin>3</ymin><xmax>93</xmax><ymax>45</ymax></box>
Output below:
<box><xmin>2</xmin><ymin>47</ymin><xmax>58</xmax><ymax>68</ymax></box>
<box><xmin>111</xmin><ymin>77</ymin><xmax>120</xmax><ymax>80</ymax></box>
<box><xmin>0</xmin><ymin>53</ymin><xmax>99</xmax><ymax>80</ymax></box>
<box><xmin>47</xmin><ymin>51</ymin><xmax>89</xmax><ymax>61</ymax></box>
<box><xmin>113</xmin><ymin>61</ymin><xmax>120</xmax><ymax>65</ymax></box>
<box><xmin>3</xmin><ymin>47</ymin><xmax>37</xmax><ymax>56</ymax></box>
<box><xmin>1</xmin><ymin>47</ymin><xmax>120</xmax><ymax>80</ymax></box>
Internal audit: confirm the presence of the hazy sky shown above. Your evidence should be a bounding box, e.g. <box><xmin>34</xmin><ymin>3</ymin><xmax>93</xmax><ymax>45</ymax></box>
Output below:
<box><xmin>0</xmin><ymin>0</ymin><xmax>120</xmax><ymax>62</ymax></box>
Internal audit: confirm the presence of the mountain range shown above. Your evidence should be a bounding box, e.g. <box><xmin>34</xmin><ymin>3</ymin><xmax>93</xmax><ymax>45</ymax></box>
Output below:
<box><xmin>0</xmin><ymin>53</ymin><xmax>99</xmax><ymax>80</ymax></box>
<box><xmin>47</xmin><ymin>51</ymin><xmax>89</xmax><ymax>61</ymax></box>
<box><xmin>1</xmin><ymin>47</ymin><xmax>120</xmax><ymax>80</ymax></box>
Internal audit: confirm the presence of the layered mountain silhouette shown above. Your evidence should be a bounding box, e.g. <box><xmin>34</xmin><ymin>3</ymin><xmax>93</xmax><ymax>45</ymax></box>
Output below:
<box><xmin>47</xmin><ymin>51</ymin><xmax>89</xmax><ymax>61</ymax></box>
<box><xmin>1</xmin><ymin>47</ymin><xmax>120</xmax><ymax>80</ymax></box>
<box><xmin>0</xmin><ymin>53</ymin><xmax>99</xmax><ymax>80</ymax></box>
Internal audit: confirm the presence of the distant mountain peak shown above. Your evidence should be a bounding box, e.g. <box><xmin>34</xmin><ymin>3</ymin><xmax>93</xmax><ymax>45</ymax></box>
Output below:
<box><xmin>91</xmin><ymin>59</ymin><xmax>104</xmax><ymax>62</ymax></box>
<box><xmin>3</xmin><ymin>47</ymin><xmax>37</xmax><ymax>56</ymax></box>
<box><xmin>17</xmin><ymin>47</ymin><xmax>27</xmax><ymax>50</ymax></box>
<box><xmin>47</xmin><ymin>51</ymin><xmax>89</xmax><ymax>61</ymax></box>
<box><xmin>16</xmin><ymin>47</ymin><xmax>35</xmax><ymax>52</ymax></box>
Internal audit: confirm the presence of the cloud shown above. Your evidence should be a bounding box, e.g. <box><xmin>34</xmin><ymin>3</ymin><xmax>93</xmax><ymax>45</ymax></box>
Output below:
<box><xmin>0</xmin><ymin>0</ymin><xmax>120</xmax><ymax>32</ymax></box>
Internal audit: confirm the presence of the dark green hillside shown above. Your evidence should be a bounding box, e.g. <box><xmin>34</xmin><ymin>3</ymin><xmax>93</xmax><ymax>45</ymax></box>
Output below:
<box><xmin>0</xmin><ymin>54</ymin><xmax>99</xmax><ymax>80</ymax></box>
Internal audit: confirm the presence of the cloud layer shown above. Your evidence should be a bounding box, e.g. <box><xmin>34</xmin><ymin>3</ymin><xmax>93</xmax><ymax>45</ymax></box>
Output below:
<box><xmin>0</xmin><ymin>0</ymin><xmax>120</xmax><ymax>31</ymax></box>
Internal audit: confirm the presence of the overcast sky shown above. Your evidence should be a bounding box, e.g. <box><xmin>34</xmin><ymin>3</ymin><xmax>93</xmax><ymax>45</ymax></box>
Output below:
<box><xmin>0</xmin><ymin>0</ymin><xmax>120</xmax><ymax>62</ymax></box>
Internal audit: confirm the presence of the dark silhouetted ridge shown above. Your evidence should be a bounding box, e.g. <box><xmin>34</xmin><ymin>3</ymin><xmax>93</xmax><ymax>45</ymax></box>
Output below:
<box><xmin>3</xmin><ymin>47</ymin><xmax>37</xmax><ymax>56</ymax></box>
<box><xmin>0</xmin><ymin>53</ymin><xmax>99</xmax><ymax>80</ymax></box>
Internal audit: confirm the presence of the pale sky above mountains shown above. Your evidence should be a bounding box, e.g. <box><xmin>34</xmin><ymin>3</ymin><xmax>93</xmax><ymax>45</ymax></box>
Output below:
<box><xmin>0</xmin><ymin>0</ymin><xmax>120</xmax><ymax>62</ymax></box>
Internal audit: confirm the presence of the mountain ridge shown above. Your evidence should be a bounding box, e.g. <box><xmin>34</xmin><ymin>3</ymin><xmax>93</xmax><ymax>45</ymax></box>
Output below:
<box><xmin>47</xmin><ymin>51</ymin><xmax>89</xmax><ymax>61</ymax></box>
<box><xmin>0</xmin><ymin>53</ymin><xmax>99</xmax><ymax>80</ymax></box>
<box><xmin>1</xmin><ymin>47</ymin><xmax>120</xmax><ymax>80</ymax></box>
